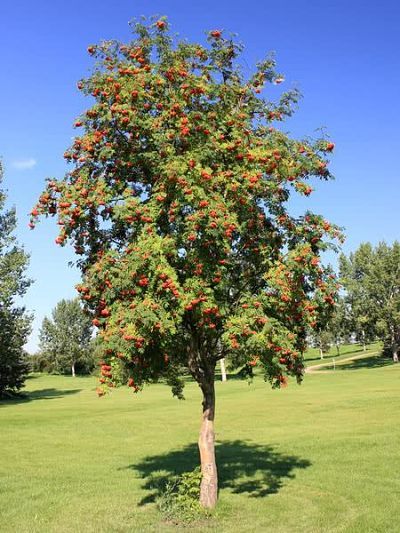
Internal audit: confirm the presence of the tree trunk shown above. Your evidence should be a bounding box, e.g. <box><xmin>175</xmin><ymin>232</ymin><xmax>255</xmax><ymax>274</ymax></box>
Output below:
<box><xmin>391</xmin><ymin>330</ymin><xmax>398</xmax><ymax>362</ymax></box>
<box><xmin>71</xmin><ymin>362</ymin><xmax>76</xmax><ymax>377</ymax></box>
<box><xmin>198</xmin><ymin>375</ymin><xmax>218</xmax><ymax>509</ymax></box>
<box><xmin>319</xmin><ymin>347</ymin><xmax>324</xmax><ymax>359</ymax></box>
<box><xmin>219</xmin><ymin>358</ymin><xmax>227</xmax><ymax>382</ymax></box>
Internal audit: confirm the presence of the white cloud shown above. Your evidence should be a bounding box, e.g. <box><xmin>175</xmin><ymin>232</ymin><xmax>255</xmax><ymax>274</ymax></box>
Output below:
<box><xmin>11</xmin><ymin>158</ymin><xmax>37</xmax><ymax>170</ymax></box>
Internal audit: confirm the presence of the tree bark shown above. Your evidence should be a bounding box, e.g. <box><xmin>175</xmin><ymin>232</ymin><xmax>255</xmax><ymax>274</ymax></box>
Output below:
<box><xmin>198</xmin><ymin>374</ymin><xmax>218</xmax><ymax>509</ymax></box>
<box><xmin>362</xmin><ymin>330</ymin><xmax>366</xmax><ymax>351</ymax></box>
<box><xmin>186</xmin><ymin>338</ymin><xmax>219</xmax><ymax>509</ymax></box>
<box><xmin>319</xmin><ymin>347</ymin><xmax>324</xmax><ymax>359</ymax></box>
<box><xmin>71</xmin><ymin>362</ymin><xmax>76</xmax><ymax>377</ymax></box>
<box><xmin>390</xmin><ymin>330</ymin><xmax>398</xmax><ymax>362</ymax></box>
<box><xmin>219</xmin><ymin>358</ymin><xmax>227</xmax><ymax>382</ymax></box>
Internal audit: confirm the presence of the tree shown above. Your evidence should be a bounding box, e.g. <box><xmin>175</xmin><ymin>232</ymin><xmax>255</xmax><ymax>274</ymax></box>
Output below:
<box><xmin>322</xmin><ymin>297</ymin><xmax>349</xmax><ymax>356</ymax></box>
<box><xmin>339</xmin><ymin>246</ymin><xmax>378</xmax><ymax>350</ymax></box>
<box><xmin>33</xmin><ymin>18</ymin><xmax>342</xmax><ymax>508</ymax></box>
<box><xmin>219</xmin><ymin>357</ymin><xmax>227</xmax><ymax>382</ymax></box>
<box><xmin>315</xmin><ymin>329</ymin><xmax>332</xmax><ymax>359</ymax></box>
<box><xmin>38</xmin><ymin>298</ymin><xmax>94</xmax><ymax>376</ymax></box>
<box><xmin>340</xmin><ymin>242</ymin><xmax>400</xmax><ymax>361</ymax></box>
<box><xmin>0</xmin><ymin>162</ymin><xmax>32</xmax><ymax>398</ymax></box>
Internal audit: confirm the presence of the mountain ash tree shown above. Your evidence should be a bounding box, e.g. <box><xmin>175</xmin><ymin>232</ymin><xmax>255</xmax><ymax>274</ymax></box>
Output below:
<box><xmin>33</xmin><ymin>19</ymin><xmax>342</xmax><ymax>507</ymax></box>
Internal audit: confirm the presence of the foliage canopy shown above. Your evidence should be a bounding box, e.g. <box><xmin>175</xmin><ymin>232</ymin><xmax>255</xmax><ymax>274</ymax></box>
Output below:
<box><xmin>33</xmin><ymin>18</ymin><xmax>341</xmax><ymax>395</ymax></box>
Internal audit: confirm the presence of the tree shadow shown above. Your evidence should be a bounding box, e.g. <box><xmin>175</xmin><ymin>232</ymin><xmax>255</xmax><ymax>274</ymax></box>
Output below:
<box><xmin>336</xmin><ymin>356</ymin><xmax>395</xmax><ymax>371</ymax></box>
<box><xmin>126</xmin><ymin>439</ymin><xmax>311</xmax><ymax>505</ymax></box>
<box><xmin>0</xmin><ymin>388</ymin><xmax>82</xmax><ymax>405</ymax></box>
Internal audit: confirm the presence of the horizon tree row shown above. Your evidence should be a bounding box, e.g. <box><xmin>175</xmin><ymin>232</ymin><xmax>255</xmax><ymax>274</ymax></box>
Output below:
<box><xmin>308</xmin><ymin>241</ymin><xmax>399</xmax><ymax>360</ymax></box>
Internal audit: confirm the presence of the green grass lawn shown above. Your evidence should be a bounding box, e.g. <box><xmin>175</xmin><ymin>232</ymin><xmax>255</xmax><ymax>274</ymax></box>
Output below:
<box><xmin>1</xmin><ymin>353</ymin><xmax>399</xmax><ymax>532</ymax></box>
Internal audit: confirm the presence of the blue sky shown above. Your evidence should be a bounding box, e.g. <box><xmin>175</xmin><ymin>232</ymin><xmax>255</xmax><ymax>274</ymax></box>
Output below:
<box><xmin>1</xmin><ymin>0</ymin><xmax>399</xmax><ymax>352</ymax></box>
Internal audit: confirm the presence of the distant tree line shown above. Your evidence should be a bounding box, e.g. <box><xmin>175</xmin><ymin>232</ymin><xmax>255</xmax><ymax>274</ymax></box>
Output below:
<box><xmin>339</xmin><ymin>242</ymin><xmax>400</xmax><ymax>361</ymax></box>
<box><xmin>31</xmin><ymin>241</ymin><xmax>400</xmax><ymax>372</ymax></box>
<box><xmin>311</xmin><ymin>241</ymin><xmax>400</xmax><ymax>361</ymax></box>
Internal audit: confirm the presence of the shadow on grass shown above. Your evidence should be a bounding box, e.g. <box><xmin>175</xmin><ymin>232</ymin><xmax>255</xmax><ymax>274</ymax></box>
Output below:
<box><xmin>127</xmin><ymin>440</ymin><xmax>311</xmax><ymax>505</ymax></box>
<box><xmin>336</xmin><ymin>356</ymin><xmax>395</xmax><ymax>371</ymax></box>
<box><xmin>0</xmin><ymin>387</ymin><xmax>82</xmax><ymax>405</ymax></box>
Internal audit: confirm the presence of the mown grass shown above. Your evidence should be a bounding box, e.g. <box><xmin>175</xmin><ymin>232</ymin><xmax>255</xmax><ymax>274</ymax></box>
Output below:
<box><xmin>0</xmin><ymin>350</ymin><xmax>399</xmax><ymax>532</ymax></box>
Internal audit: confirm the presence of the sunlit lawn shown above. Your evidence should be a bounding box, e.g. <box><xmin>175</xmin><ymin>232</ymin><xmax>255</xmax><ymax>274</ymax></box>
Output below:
<box><xmin>0</xmin><ymin>350</ymin><xmax>399</xmax><ymax>532</ymax></box>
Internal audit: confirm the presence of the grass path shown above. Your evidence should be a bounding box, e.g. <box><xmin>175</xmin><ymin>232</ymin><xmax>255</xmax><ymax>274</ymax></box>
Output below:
<box><xmin>303</xmin><ymin>341</ymin><xmax>381</xmax><ymax>367</ymax></box>
<box><xmin>306</xmin><ymin>351</ymin><xmax>380</xmax><ymax>373</ymax></box>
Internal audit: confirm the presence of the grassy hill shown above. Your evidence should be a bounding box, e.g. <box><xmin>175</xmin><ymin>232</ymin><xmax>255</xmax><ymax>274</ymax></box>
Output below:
<box><xmin>0</xmin><ymin>348</ymin><xmax>399</xmax><ymax>532</ymax></box>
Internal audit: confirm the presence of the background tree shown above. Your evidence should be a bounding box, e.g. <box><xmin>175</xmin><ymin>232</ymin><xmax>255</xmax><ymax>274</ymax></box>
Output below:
<box><xmin>340</xmin><ymin>242</ymin><xmax>400</xmax><ymax>360</ymax></box>
<box><xmin>340</xmin><ymin>246</ymin><xmax>377</xmax><ymax>350</ymax></box>
<box><xmin>0</xmin><ymin>162</ymin><xmax>32</xmax><ymax>398</ymax></box>
<box><xmin>314</xmin><ymin>329</ymin><xmax>332</xmax><ymax>359</ymax></box>
<box><xmin>308</xmin><ymin>271</ymin><xmax>340</xmax><ymax>359</ymax></box>
<box><xmin>324</xmin><ymin>297</ymin><xmax>348</xmax><ymax>355</ymax></box>
<box><xmin>219</xmin><ymin>357</ymin><xmax>227</xmax><ymax>382</ymax></box>
<box><xmin>33</xmin><ymin>18</ymin><xmax>342</xmax><ymax>508</ymax></box>
<box><xmin>38</xmin><ymin>298</ymin><xmax>94</xmax><ymax>376</ymax></box>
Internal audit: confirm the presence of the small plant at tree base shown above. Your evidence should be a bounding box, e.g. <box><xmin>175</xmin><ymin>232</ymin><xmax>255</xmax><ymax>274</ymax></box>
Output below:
<box><xmin>33</xmin><ymin>17</ymin><xmax>342</xmax><ymax>507</ymax></box>
<box><xmin>158</xmin><ymin>467</ymin><xmax>208</xmax><ymax>524</ymax></box>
